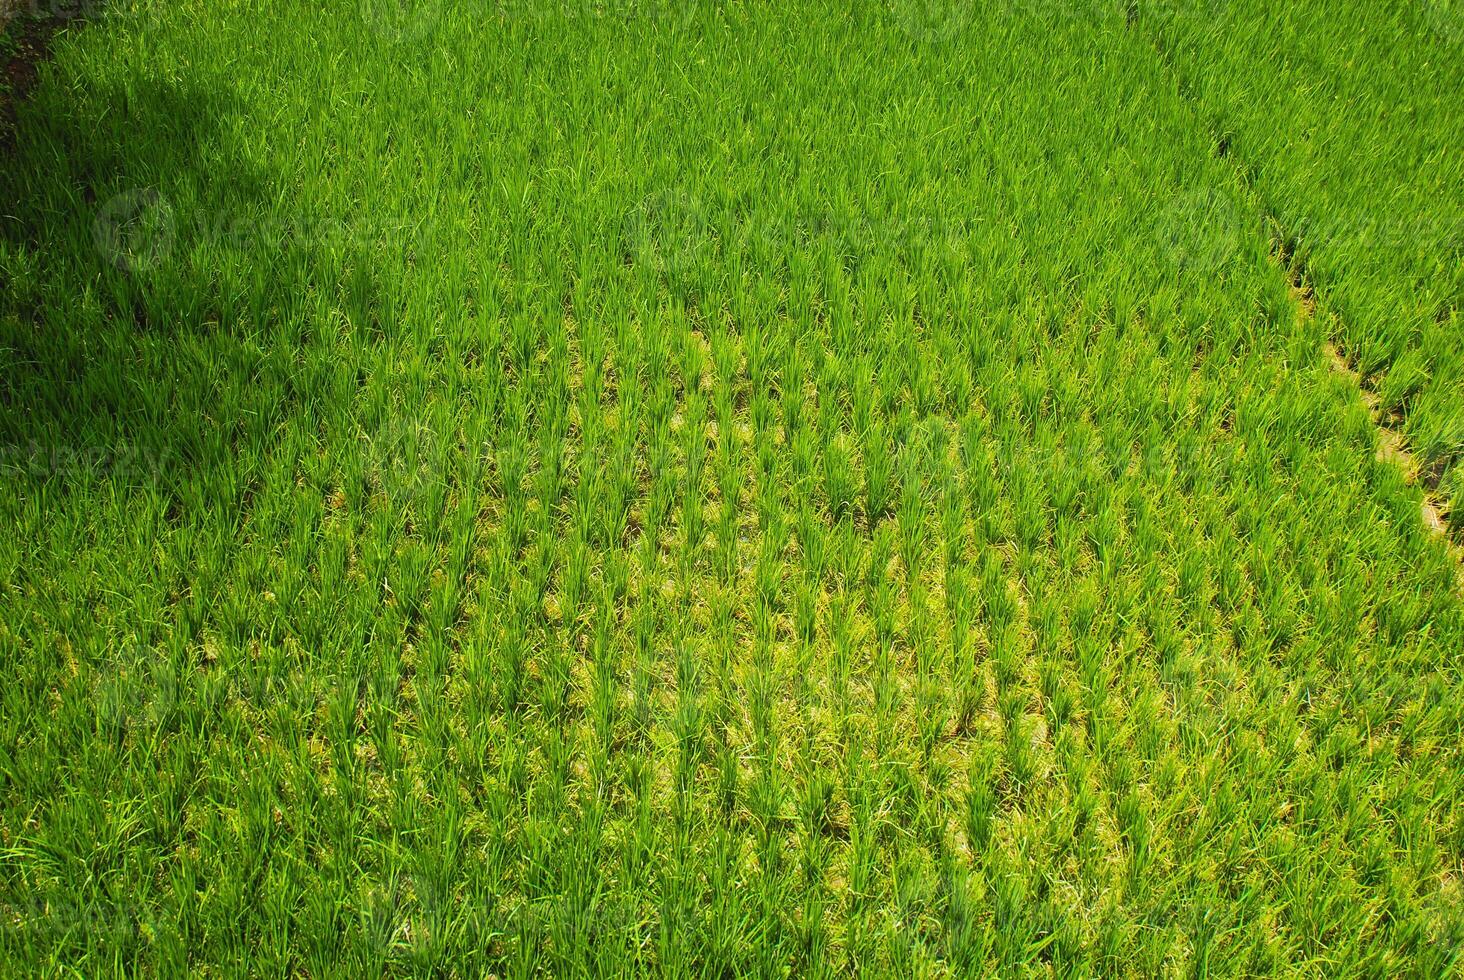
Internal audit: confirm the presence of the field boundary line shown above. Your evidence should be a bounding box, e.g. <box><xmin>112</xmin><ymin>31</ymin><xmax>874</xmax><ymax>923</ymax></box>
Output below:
<box><xmin>1137</xmin><ymin>16</ymin><xmax>1460</xmax><ymax>556</ymax></box>
<box><xmin>1279</xmin><ymin>253</ymin><xmax>1460</xmax><ymax>559</ymax></box>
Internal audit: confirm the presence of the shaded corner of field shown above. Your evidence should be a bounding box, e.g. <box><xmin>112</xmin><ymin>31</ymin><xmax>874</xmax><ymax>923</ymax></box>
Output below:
<box><xmin>0</xmin><ymin>35</ymin><xmax>356</xmax><ymax>506</ymax></box>
<box><xmin>1</xmin><ymin>0</ymin><xmax>100</xmax><ymax>127</ymax></box>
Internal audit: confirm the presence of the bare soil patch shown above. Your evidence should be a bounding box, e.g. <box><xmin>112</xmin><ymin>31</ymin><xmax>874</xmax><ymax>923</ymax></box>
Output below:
<box><xmin>1</xmin><ymin>1</ymin><xmax>83</xmax><ymax>144</ymax></box>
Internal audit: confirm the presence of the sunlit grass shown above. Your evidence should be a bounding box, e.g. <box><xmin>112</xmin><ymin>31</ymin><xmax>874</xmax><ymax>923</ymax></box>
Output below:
<box><xmin>1</xmin><ymin>1</ymin><xmax>1461</xmax><ymax>975</ymax></box>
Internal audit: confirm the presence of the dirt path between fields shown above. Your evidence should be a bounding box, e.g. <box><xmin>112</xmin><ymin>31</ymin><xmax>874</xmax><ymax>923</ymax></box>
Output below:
<box><xmin>1138</xmin><ymin>16</ymin><xmax>1459</xmax><ymax>560</ymax></box>
<box><xmin>1282</xmin><ymin>259</ymin><xmax>1458</xmax><ymax>551</ymax></box>
<box><xmin>1321</xmin><ymin>338</ymin><xmax>1453</xmax><ymax>537</ymax></box>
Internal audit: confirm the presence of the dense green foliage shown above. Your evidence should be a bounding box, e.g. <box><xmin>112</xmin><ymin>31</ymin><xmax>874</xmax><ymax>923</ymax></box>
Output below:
<box><xmin>1149</xmin><ymin>0</ymin><xmax>1464</xmax><ymax>515</ymax></box>
<box><xmin>1</xmin><ymin>1</ymin><xmax>1460</xmax><ymax>975</ymax></box>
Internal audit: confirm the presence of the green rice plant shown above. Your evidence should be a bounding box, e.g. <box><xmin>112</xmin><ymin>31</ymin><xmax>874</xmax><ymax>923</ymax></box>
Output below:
<box><xmin>861</xmin><ymin>421</ymin><xmax>893</xmax><ymax>527</ymax></box>
<box><xmin>821</xmin><ymin>431</ymin><xmax>856</xmax><ymax>524</ymax></box>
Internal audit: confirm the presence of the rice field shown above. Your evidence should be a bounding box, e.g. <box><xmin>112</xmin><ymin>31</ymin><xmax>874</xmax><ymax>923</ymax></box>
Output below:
<box><xmin>1</xmin><ymin>1</ymin><xmax>1461</xmax><ymax>976</ymax></box>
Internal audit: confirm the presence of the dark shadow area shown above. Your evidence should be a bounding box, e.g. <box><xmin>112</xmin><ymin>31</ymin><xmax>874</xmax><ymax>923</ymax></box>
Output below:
<box><xmin>0</xmin><ymin>47</ymin><xmax>361</xmax><ymax>513</ymax></box>
<box><xmin>2</xmin><ymin>5</ymin><xmax>64</xmax><ymax>137</ymax></box>
<box><xmin>1</xmin><ymin>1</ymin><xmax>114</xmax><ymax>141</ymax></box>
